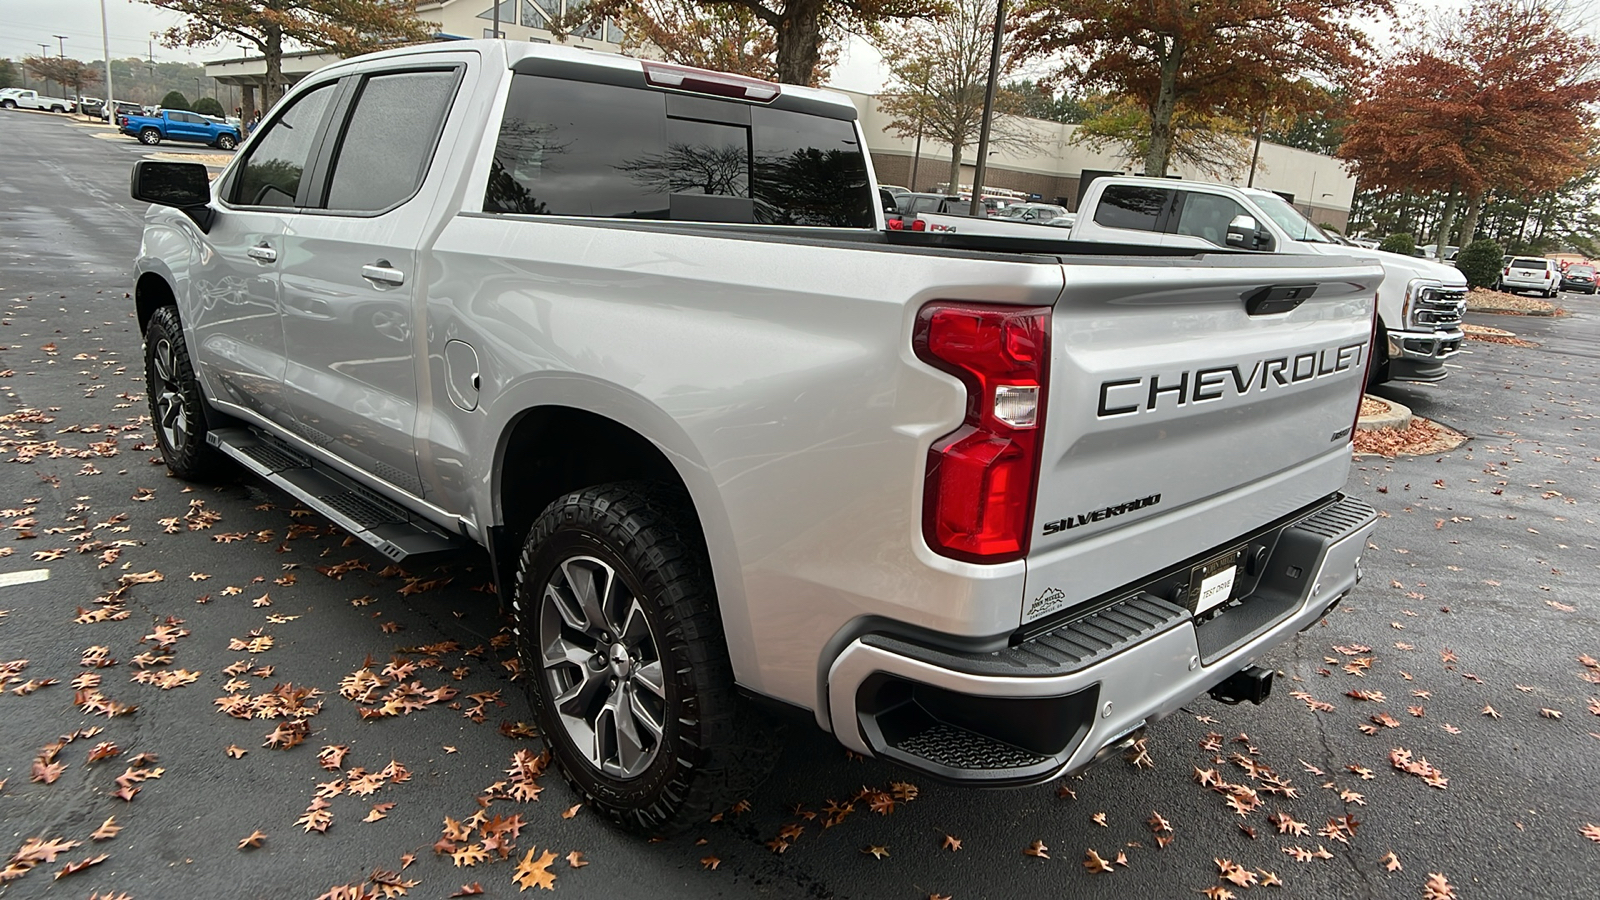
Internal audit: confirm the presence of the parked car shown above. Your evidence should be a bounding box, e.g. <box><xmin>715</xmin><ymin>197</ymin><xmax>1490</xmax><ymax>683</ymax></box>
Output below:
<box><xmin>1560</xmin><ymin>262</ymin><xmax>1596</xmax><ymax>294</ymax></box>
<box><xmin>120</xmin><ymin>108</ymin><xmax>241</xmax><ymax>149</ymax></box>
<box><xmin>1499</xmin><ymin>256</ymin><xmax>1561</xmax><ymax>297</ymax></box>
<box><xmin>76</xmin><ymin>97</ymin><xmax>105</xmax><ymax>116</ymax></box>
<box><xmin>102</xmin><ymin>100</ymin><xmax>143</xmax><ymax>124</ymax></box>
<box><xmin>997</xmin><ymin>202</ymin><xmax>1071</xmax><ymax>225</ymax></box>
<box><xmin>0</xmin><ymin>88</ymin><xmax>72</xmax><ymax>112</ymax></box>
<box><xmin>131</xmin><ymin>40</ymin><xmax>1381</xmax><ymax>836</ymax></box>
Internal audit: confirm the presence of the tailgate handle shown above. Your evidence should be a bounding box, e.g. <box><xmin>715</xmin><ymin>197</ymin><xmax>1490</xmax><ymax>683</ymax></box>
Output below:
<box><xmin>1242</xmin><ymin>283</ymin><xmax>1317</xmax><ymax>316</ymax></box>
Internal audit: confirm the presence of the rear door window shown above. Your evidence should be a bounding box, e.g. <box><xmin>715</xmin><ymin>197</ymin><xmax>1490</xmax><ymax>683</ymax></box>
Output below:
<box><xmin>485</xmin><ymin>75</ymin><xmax>872</xmax><ymax>227</ymax></box>
<box><xmin>1094</xmin><ymin>185</ymin><xmax>1174</xmax><ymax>232</ymax></box>
<box><xmin>322</xmin><ymin>69</ymin><xmax>458</xmax><ymax>213</ymax></box>
<box><xmin>1510</xmin><ymin>258</ymin><xmax>1547</xmax><ymax>269</ymax></box>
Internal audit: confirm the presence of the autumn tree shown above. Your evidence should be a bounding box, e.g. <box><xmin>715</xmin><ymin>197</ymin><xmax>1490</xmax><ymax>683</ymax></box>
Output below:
<box><xmin>1071</xmin><ymin>93</ymin><xmax>1254</xmax><ymax>179</ymax></box>
<box><xmin>1338</xmin><ymin>0</ymin><xmax>1600</xmax><ymax>256</ymax></box>
<box><xmin>875</xmin><ymin>0</ymin><xmax>1037</xmax><ymax>192</ymax></box>
<box><xmin>581</xmin><ymin>0</ymin><xmax>937</xmax><ymax>85</ymax></box>
<box><xmin>0</xmin><ymin>60</ymin><xmax>19</xmax><ymax>91</ymax></box>
<box><xmin>1013</xmin><ymin>0</ymin><xmax>1389</xmax><ymax>177</ymax></box>
<box><xmin>142</xmin><ymin>0</ymin><xmax>438</xmax><ymax>109</ymax></box>
<box><xmin>23</xmin><ymin>57</ymin><xmax>102</xmax><ymax>99</ymax></box>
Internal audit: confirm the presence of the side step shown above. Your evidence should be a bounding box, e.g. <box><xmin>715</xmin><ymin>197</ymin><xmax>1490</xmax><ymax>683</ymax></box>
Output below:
<box><xmin>207</xmin><ymin>427</ymin><xmax>465</xmax><ymax>562</ymax></box>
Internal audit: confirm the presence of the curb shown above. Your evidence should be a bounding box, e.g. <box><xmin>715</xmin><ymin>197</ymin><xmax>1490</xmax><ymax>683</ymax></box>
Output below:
<box><xmin>1357</xmin><ymin>394</ymin><xmax>1412</xmax><ymax>432</ymax></box>
<box><xmin>1469</xmin><ymin>306</ymin><xmax>1559</xmax><ymax>317</ymax></box>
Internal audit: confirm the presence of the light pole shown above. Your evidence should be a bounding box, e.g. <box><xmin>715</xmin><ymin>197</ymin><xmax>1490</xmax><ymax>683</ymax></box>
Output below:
<box><xmin>38</xmin><ymin>44</ymin><xmax>52</xmax><ymax>95</ymax></box>
<box><xmin>100</xmin><ymin>0</ymin><xmax>116</xmax><ymax>118</ymax></box>
<box><xmin>967</xmin><ymin>0</ymin><xmax>1006</xmax><ymax>217</ymax></box>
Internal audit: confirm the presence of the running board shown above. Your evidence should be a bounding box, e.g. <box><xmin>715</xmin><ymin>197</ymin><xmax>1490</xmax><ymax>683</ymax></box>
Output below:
<box><xmin>207</xmin><ymin>427</ymin><xmax>465</xmax><ymax>562</ymax></box>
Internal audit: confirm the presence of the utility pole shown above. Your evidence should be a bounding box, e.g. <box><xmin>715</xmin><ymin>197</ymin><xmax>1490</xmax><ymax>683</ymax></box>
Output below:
<box><xmin>54</xmin><ymin>35</ymin><xmax>67</xmax><ymax>58</ymax></box>
<box><xmin>967</xmin><ymin>0</ymin><xmax>1006</xmax><ymax>217</ymax></box>
<box><xmin>100</xmin><ymin>0</ymin><xmax>116</xmax><ymax>117</ymax></box>
<box><xmin>38</xmin><ymin>44</ymin><xmax>52</xmax><ymax>95</ymax></box>
<box><xmin>493</xmin><ymin>0</ymin><xmax>501</xmax><ymax>39</ymax></box>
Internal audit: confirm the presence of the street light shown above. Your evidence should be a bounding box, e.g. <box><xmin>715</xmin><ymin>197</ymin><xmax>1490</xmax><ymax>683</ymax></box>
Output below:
<box><xmin>100</xmin><ymin>0</ymin><xmax>116</xmax><ymax>118</ymax></box>
<box><xmin>967</xmin><ymin>0</ymin><xmax>1006</xmax><ymax>217</ymax></box>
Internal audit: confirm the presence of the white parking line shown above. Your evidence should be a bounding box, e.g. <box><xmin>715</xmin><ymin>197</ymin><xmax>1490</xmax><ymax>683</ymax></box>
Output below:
<box><xmin>0</xmin><ymin>569</ymin><xmax>50</xmax><ymax>588</ymax></box>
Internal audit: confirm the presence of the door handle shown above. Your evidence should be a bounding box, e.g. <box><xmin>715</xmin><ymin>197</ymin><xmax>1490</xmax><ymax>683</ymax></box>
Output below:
<box><xmin>361</xmin><ymin>263</ymin><xmax>405</xmax><ymax>286</ymax></box>
<box><xmin>247</xmin><ymin>244</ymin><xmax>277</xmax><ymax>263</ymax></box>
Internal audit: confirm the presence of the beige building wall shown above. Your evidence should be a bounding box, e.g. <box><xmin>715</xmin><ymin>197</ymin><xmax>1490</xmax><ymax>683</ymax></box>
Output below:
<box><xmin>415</xmin><ymin>0</ymin><xmax>624</xmax><ymax>47</ymax></box>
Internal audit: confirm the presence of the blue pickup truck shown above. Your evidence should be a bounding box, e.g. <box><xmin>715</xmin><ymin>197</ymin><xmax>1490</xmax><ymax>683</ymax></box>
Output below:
<box><xmin>120</xmin><ymin>109</ymin><xmax>241</xmax><ymax>150</ymax></box>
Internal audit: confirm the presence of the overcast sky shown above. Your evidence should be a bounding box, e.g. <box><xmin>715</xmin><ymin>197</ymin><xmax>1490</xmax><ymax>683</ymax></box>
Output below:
<box><xmin>2</xmin><ymin>0</ymin><xmax>1578</xmax><ymax>94</ymax></box>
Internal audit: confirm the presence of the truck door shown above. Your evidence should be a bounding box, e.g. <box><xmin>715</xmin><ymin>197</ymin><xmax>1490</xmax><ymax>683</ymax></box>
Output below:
<box><xmin>1081</xmin><ymin>183</ymin><xmax>1180</xmax><ymax>245</ymax></box>
<box><xmin>188</xmin><ymin>80</ymin><xmax>340</xmax><ymax>429</ymax></box>
<box><xmin>277</xmin><ymin>64</ymin><xmax>464</xmax><ymax>498</ymax></box>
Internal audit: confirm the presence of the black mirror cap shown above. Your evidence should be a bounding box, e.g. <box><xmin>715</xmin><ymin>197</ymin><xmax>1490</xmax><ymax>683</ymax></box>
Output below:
<box><xmin>130</xmin><ymin>160</ymin><xmax>215</xmax><ymax>232</ymax></box>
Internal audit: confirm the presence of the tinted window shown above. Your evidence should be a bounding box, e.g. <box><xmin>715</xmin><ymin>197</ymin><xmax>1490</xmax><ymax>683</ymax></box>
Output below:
<box><xmin>1175</xmin><ymin>192</ymin><xmax>1249</xmax><ymax>247</ymax></box>
<box><xmin>1094</xmin><ymin>185</ymin><xmax>1172</xmax><ymax>232</ymax></box>
<box><xmin>485</xmin><ymin>76</ymin><xmax>873</xmax><ymax>227</ymax></box>
<box><xmin>231</xmin><ymin>84</ymin><xmax>336</xmax><ymax>208</ymax></box>
<box><xmin>1510</xmin><ymin>258</ymin><xmax>1547</xmax><ymax>269</ymax></box>
<box><xmin>324</xmin><ymin>70</ymin><xmax>457</xmax><ymax>212</ymax></box>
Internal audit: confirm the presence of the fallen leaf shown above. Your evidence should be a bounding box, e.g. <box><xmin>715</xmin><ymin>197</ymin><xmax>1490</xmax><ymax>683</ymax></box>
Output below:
<box><xmin>53</xmin><ymin>853</ymin><xmax>108</xmax><ymax>879</ymax></box>
<box><xmin>1023</xmin><ymin>839</ymin><xmax>1049</xmax><ymax>859</ymax></box>
<box><xmin>1424</xmin><ymin>872</ymin><xmax>1456</xmax><ymax>899</ymax></box>
<box><xmin>699</xmin><ymin>854</ymin><xmax>721</xmax><ymax>870</ymax></box>
<box><xmin>561</xmin><ymin>804</ymin><xmax>581</xmax><ymax>820</ymax></box>
<box><xmin>225</xmin><ymin>745</ymin><xmax>247</xmax><ymax>759</ymax></box>
<box><xmin>449</xmin><ymin>885</ymin><xmax>485</xmax><ymax>898</ymax></box>
<box><xmin>566</xmin><ymin>851</ymin><xmax>587</xmax><ymax>868</ymax></box>
<box><xmin>89</xmin><ymin>817</ymin><xmax>121</xmax><ymax>841</ymax></box>
<box><xmin>238</xmin><ymin>830</ymin><xmax>267</xmax><ymax>850</ymax></box>
<box><xmin>1381</xmin><ymin>850</ymin><xmax>1402</xmax><ymax>871</ymax></box>
<box><xmin>942</xmin><ymin>834</ymin><xmax>962</xmax><ymax>851</ymax></box>
<box><xmin>1083</xmin><ymin>848</ymin><xmax>1114</xmax><ymax>873</ymax></box>
<box><xmin>863</xmin><ymin>845</ymin><xmax>890</xmax><ymax>859</ymax></box>
<box><xmin>514</xmin><ymin>847</ymin><xmax>560</xmax><ymax>889</ymax></box>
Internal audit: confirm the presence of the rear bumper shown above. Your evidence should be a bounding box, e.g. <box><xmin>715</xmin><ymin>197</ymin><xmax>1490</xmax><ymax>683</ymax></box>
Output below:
<box><xmin>825</xmin><ymin>495</ymin><xmax>1378</xmax><ymax>785</ymax></box>
<box><xmin>1387</xmin><ymin>328</ymin><xmax>1462</xmax><ymax>382</ymax></box>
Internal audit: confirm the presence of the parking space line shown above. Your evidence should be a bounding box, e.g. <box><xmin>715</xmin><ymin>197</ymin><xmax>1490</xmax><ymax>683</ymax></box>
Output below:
<box><xmin>0</xmin><ymin>569</ymin><xmax>50</xmax><ymax>588</ymax></box>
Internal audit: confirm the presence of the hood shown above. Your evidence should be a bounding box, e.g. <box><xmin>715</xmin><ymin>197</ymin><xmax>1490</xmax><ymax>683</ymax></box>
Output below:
<box><xmin>1344</xmin><ymin>247</ymin><xmax>1468</xmax><ymax>289</ymax></box>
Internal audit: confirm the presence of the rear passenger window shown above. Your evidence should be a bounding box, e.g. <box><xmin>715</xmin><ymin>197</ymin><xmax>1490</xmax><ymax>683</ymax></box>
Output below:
<box><xmin>324</xmin><ymin>70</ymin><xmax>458</xmax><ymax>212</ymax></box>
<box><xmin>484</xmin><ymin>75</ymin><xmax>873</xmax><ymax>227</ymax></box>
<box><xmin>1175</xmin><ymin>192</ymin><xmax>1249</xmax><ymax>247</ymax></box>
<box><xmin>1094</xmin><ymin>185</ymin><xmax>1172</xmax><ymax>232</ymax></box>
<box><xmin>231</xmin><ymin>83</ymin><xmax>336</xmax><ymax>208</ymax></box>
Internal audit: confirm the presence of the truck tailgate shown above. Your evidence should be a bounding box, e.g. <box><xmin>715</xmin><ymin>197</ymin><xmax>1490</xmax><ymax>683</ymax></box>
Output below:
<box><xmin>1022</xmin><ymin>255</ymin><xmax>1382</xmax><ymax>623</ymax></box>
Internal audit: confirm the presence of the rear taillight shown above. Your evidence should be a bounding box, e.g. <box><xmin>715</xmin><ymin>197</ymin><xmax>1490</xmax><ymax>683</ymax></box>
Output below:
<box><xmin>642</xmin><ymin>61</ymin><xmax>779</xmax><ymax>101</ymax></box>
<box><xmin>1504</xmin><ymin>266</ymin><xmax>1510</xmax><ymax>275</ymax></box>
<box><xmin>1352</xmin><ymin>293</ymin><xmax>1380</xmax><ymax>440</ymax></box>
<box><xmin>914</xmin><ymin>302</ymin><xmax>1051</xmax><ymax>563</ymax></box>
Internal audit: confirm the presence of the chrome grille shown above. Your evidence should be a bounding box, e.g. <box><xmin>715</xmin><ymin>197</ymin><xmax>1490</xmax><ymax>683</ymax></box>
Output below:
<box><xmin>1415</xmin><ymin>288</ymin><xmax>1465</xmax><ymax>329</ymax></box>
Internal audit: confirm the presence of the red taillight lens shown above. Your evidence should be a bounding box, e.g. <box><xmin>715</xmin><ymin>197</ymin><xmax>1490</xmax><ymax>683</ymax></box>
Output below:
<box><xmin>914</xmin><ymin>302</ymin><xmax>1051</xmax><ymax>563</ymax></box>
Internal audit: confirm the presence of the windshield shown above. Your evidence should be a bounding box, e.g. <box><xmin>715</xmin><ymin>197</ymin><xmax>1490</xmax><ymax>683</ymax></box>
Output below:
<box><xmin>1250</xmin><ymin>194</ymin><xmax>1333</xmax><ymax>243</ymax></box>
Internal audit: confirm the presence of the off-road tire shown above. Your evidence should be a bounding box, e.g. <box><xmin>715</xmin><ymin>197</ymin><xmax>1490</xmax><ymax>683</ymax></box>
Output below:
<box><xmin>216</xmin><ymin>133</ymin><xmax>236</xmax><ymax>150</ymax></box>
<box><xmin>139</xmin><ymin>128</ymin><xmax>160</xmax><ymax>145</ymax></box>
<box><xmin>513</xmin><ymin>482</ymin><xmax>776</xmax><ymax>836</ymax></box>
<box><xmin>1366</xmin><ymin>324</ymin><xmax>1390</xmax><ymax>389</ymax></box>
<box><xmin>144</xmin><ymin>306</ymin><xmax>227</xmax><ymax>481</ymax></box>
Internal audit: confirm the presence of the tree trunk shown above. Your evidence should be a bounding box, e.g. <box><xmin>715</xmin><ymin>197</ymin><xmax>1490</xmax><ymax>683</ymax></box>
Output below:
<box><xmin>774</xmin><ymin>0</ymin><xmax>824</xmax><ymax>86</ymax></box>
<box><xmin>947</xmin><ymin>143</ymin><xmax>964</xmax><ymax>196</ymax></box>
<box><xmin>1144</xmin><ymin>37</ymin><xmax>1185</xmax><ymax>176</ymax></box>
<box><xmin>1434</xmin><ymin>186</ymin><xmax>1460</xmax><ymax>259</ymax></box>
<box><xmin>263</xmin><ymin>25</ymin><xmax>284</xmax><ymax>110</ymax></box>
<box><xmin>1457</xmin><ymin>191</ymin><xmax>1486</xmax><ymax>247</ymax></box>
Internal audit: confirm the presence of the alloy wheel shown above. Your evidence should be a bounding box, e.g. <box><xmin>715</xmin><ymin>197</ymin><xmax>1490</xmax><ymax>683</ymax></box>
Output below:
<box><xmin>538</xmin><ymin>554</ymin><xmax>666</xmax><ymax>780</ymax></box>
<box><xmin>151</xmin><ymin>337</ymin><xmax>190</xmax><ymax>454</ymax></box>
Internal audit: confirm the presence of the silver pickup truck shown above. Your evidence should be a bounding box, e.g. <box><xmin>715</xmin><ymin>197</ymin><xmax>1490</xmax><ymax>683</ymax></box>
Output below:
<box><xmin>130</xmin><ymin>40</ymin><xmax>1381</xmax><ymax>835</ymax></box>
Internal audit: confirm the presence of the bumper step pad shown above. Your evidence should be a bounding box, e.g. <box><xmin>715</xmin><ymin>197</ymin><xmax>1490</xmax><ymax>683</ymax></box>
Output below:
<box><xmin>208</xmin><ymin>427</ymin><xmax>464</xmax><ymax>562</ymax></box>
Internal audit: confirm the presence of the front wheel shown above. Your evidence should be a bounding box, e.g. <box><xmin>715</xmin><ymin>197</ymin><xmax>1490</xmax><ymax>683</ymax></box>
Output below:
<box><xmin>0</xmin><ymin>100</ymin><xmax>15</xmax><ymax>109</ymax></box>
<box><xmin>144</xmin><ymin>306</ymin><xmax>227</xmax><ymax>480</ymax></box>
<box><xmin>139</xmin><ymin>128</ymin><xmax>160</xmax><ymax>145</ymax></box>
<box><xmin>215</xmin><ymin>133</ymin><xmax>236</xmax><ymax>150</ymax></box>
<box><xmin>513</xmin><ymin>483</ymin><xmax>774</xmax><ymax>836</ymax></box>
<box><xmin>50</xmin><ymin>105</ymin><xmax>65</xmax><ymax>113</ymax></box>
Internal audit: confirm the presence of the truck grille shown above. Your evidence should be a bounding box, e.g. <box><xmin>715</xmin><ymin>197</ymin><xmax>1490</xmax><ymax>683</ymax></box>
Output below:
<box><xmin>1414</xmin><ymin>288</ymin><xmax>1465</xmax><ymax>329</ymax></box>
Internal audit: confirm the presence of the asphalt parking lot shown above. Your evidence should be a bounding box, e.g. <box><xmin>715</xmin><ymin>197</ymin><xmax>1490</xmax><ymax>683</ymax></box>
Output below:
<box><xmin>0</xmin><ymin>109</ymin><xmax>1596</xmax><ymax>899</ymax></box>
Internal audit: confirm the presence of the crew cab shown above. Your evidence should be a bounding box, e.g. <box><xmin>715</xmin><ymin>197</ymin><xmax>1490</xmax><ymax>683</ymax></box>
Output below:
<box><xmin>130</xmin><ymin>41</ymin><xmax>1381</xmax><ymax>836</ymax></box>
<box><xmin>0</xmin><ymin>88</ymin><xmax>71</xmax><ymax>112</ymax></box>
<box><xmin>121</xmin><ymin>108</ymin><xmax>240</xmax><ymax>149</ymax></box>
<box><xmin>915</xmin><ymin>176</ymin><xmax>1466</xmax><ymax>386</ymax></box>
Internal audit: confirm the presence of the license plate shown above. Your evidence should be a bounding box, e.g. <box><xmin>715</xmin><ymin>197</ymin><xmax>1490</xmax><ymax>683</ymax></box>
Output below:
<box><xmin>1186</xmin><ymin>547</ymin><xmax>1242</xmax><ymax>615</ymax></box>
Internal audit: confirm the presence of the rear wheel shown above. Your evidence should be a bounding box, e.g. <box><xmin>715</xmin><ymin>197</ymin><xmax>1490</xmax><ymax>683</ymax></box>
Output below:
<box><xmin>144</xmin><ymin>306</ymin><xmax>227</xmax><ymax>481</ymax></box>
<box><xmin>513</xmin><ymin>483</ymin><xmax>774</xmax><ymax>836</ymax></box>
<box><xmin>215</xmin><ymin>133</ymin><xmax>236</xmax><ymax>150</ymax></box>
<box><xmin>50</xmin><ymin>105</ymin><xmax>65</xmax><ymax>113</ymax></box>
<box><xmin>139</xmin><ymin>128</ymin><xmax>160</xmax><ymax>145</ymax></box>
<box><xmin>0</xmin><ymin>100</ymin><xmax>15</xmax><ymax>109</ymax></box>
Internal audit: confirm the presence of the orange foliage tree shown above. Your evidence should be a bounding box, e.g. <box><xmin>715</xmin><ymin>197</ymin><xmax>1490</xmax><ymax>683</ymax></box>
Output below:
<box><xmin>1338</xmin><ymin>0</ymin><xmax>1600</xmax><ymax>253</ymax></box>
<box><xmin>1012</xmin><ymin>0</ymin><xmax>1389</xmax><ymax>177</ymax></box>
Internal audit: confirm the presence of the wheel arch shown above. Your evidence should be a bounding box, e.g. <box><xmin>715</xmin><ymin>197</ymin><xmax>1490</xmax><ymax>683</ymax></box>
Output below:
<box><xmin>487</xmin><ymin>403</ymin><xmax>757</xmax><ymax>689</ymax></box>
<box><xmin>135</xmin><ymin>270</ymin><xmax>178</xmax><ymax>334</ymax></box>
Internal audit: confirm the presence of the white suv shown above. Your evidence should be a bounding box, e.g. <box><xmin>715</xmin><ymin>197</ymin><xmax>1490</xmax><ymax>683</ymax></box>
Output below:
<box><xmin>1500</xmin><ymin>256</ymin><xmax>1560</xmax><ymax>297</ymax></box>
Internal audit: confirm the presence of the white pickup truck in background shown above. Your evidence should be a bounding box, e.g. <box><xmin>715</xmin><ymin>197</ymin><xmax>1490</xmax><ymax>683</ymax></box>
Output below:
<box><xmin>0</xmin><ymin>88</ymin><xmax>73</xmax><ymax>113</ymax></box>
<box><xmin>911</xmin><ymin>176</ymin><xmax>1467</xmax><ymax>387</ymax></box>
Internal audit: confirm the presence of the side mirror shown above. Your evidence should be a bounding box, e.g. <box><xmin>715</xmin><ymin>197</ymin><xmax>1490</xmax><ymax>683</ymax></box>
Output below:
<box><xmin>1225</xmin><ymin>214</ymin><xmax>1273</xmax><ymax>251</ymax></box>
<box><xmin>130</xmin><ymin>160</ymin><xmax>214</xmax><ymax>232</ymax></box>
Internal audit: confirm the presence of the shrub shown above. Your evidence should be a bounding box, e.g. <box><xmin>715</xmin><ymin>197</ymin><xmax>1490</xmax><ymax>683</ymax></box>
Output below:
<box><xmin>1379</xmin><ymin>233</ymin><xmax>1416</xmax><ymax>256</ymax></box>
<box><xmin>159</xmin><ymin>91</ymin><xmax>190</xmax><ymax>111</ymax></box>
<box><xmin>1456</xmin><ymin>238</ymin><xmax>1505</xmax><ymax>288</ymax></box>
<box><xmin>193</xmin><ymin>96</ymin><xmax>225</xmax><ymax>117</ymax></box>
